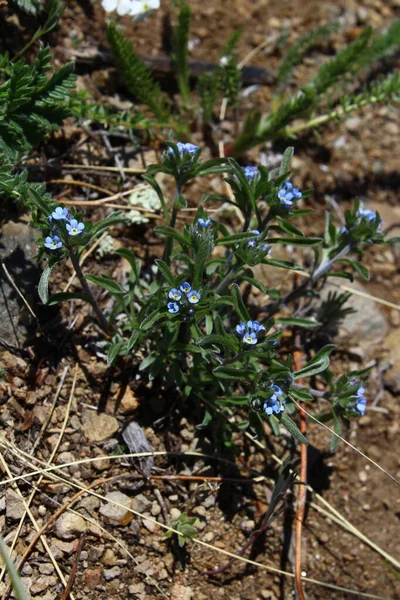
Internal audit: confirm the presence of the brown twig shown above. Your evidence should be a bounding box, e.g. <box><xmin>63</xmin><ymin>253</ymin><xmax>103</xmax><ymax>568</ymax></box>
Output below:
<box><xmin>1</xmin><ymin>476</ymin><xmax>114</xmax><ymax>600</ymax></box>
<box><xmin>59</xmin><ymin>532</ymin><xmax>86</xmax><ymax>600</ymax></box>
<box><xmin>293</xmin><ymin>342</ymin><xmax>307</xmax><ymax>600</ymax></box>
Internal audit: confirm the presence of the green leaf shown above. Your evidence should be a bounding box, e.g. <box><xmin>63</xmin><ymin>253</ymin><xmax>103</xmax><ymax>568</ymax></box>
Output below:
<box><xmin>88</xmin><ymin>211</ymin><xmax>125</xmax><ymax>238</ymax></box>
<box><xmin>231</xmin><ymin>283</ymin><xmax>250</xmax><ymax>322</ymax></box>
<box><xmin>293</xmin><ymin>344</ymin><xmax>335</xmax><ymax>379</ymax></box>
<box><xmin>197</xmin><ymin>335</ymin><xmax>238</xmax><ymax>352</ymax></box>
<box><xmin>47</xmin><ymin>292</ymin><xmax>89</xmax><ymax>305</ymax></box>
<box><xmin>142</xmin><ymin>173</ymin><xmax>169</xmax><ymax>221</ymax></box>
<box><xmin>331</xmin><ymin>410</ymin><xmax>342</xmax><ymax>453</ymax></box>
<box><xmin>279</xmin><ymin>146</ymin><xmax>294</xmax><ymax>175</ymax></box>
<box><xmin>107</xmin><ymin>341</ymin><xmax>125</xmax><ymax>365</ymax></box>
<box><xmin>289</xmin><ymin>387</ymin><xmax>314</xmax><ymax>403</ymax></box>
<box><xmin>115</xmin><ymin>248</ymin><xmax>140</xmax><ymax>281</ymax></box>
<box><xmin>127</xmin><ymin>330</ymin><xmax>140</xmax><ymax>351</ymax></box>
<box><xmin>38</xmin><ymin>263</ymin><xmax>54</xmax><ymax>304</ymax></box>
<box><xmin>155</xmin><ymin>259</ymin><xmax>176</xmax><ymax>287</ymax></box>
<box><xmin>0</xmin><ymin>537</ymin><xmax>30</xmax><ymax>600</ymax></box>
<box><xmin>276</xmin><ymin>317</ymin><xmax>319</xmax><ymax>328</ymax></box>
<box><xmin>216</xmin><ymin>231</ymin><xmax>259</xmax><ymax>246</ymax></box>
<box><xmin>338</xmin><ymin>259</ymin><xmax>370</xmax><ymax>281</ymax></box>
<box><xmin>140</xmin><ymin>309</ymin><xmax>165</xmax><ymax>331</ymax></box>
<box><xmin>154</xmin><ymin>226</ymin><xmax>189</xmax><ymax>248</ymax></box>
<box><xmin>269</xmin><ymin>237</ymin><xmax>323</xmax><ymax>247</ymax></box>
<box><xmin>280</xmin><ymin>413</ymin><xmax>308</xmax><ymax>445</ymax></box>
<box><xmin>213</xmin><ymin>366</ymin><xmax>250</xmax><ymax>380</ymax></box>
<box><xmin>262</xmin><ymin>258</ymin><xmax>304</xmax><ymax>271</ymax></box>
<box><xmin>85</xmin><ymin>274</ymin><xmax>124</xmax><ymax>295</ymax></box>
<box><xmin>276</xmin><ymin>218</ymin><xmax>305</xmax><ymax>237</ymax></box>
<box><xmin>193</xmin><ymin>239</ymin><xmax>211</xmax><ymax>289</ymax></box>
<box><xmin>139</xmin><ymin>353</ymin><xmax>157</xmax><ymax>371</ymax></box>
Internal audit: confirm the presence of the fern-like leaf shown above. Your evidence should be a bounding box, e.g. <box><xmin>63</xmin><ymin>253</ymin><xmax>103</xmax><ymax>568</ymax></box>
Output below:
<box><xmin>0</xmin><ymin>44</ymin><xmax>75</xmax><ymax>160</ymax></box>
<box><xmin>171</xmin><ymin>2</ymin><xmax>191</xmax><ymax>103</ymax></box>
<box><xmin>106</xmin><ymin>21</ymin><xmax>169</xmax><ymax>121</ymax></box>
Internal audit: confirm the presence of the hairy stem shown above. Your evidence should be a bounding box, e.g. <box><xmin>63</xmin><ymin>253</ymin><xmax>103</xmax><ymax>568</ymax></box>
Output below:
<box><xmin>69</xmin><ymin>248</ymin><xmax>110</xmax><ymax>333</ymax></box>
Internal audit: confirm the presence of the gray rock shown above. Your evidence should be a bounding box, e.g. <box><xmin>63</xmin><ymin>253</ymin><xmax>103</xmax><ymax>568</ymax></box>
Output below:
<box><xmin>6</xmin><ymin>489</ymin><xmax>24</xmax><ymax>521</ymax></box>
<box><xmin>99</xmin><ymin>491</ymin><xmax>132</xmax><ymax>523</ymax></box>
<box><xmin>31</xmin><ymin>575</ymin><xmax>57</xmax><ymax>595</ymax></box>
<box><xmin>0</xmin><ymin>221</ymin><xmax>41</xmax><ymax>346</ymax></box>
<box><xmin>320</xmin><ymin>278</ymin><xmax>388</xmax><ymax>345</ymax></box>
<box><xmin>54</xmin><ymin>513</ymin><xmax>86</xmax><ymax>540</ymax></box>
<box><xmin>82</xmin><ymin>410</ymin><xmax>119</xmax><ymax>442</ymax></box>
<box><xmin>103</xmin><ymin>566</ymin><xmax>121</xmax><ymax>581</ymax></box>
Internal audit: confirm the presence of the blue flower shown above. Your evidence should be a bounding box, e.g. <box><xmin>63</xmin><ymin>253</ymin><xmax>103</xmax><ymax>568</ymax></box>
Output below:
<box><xmin>247</xmin><ymin>320</ymin><xmax>265</xmax><ymax>333</ymax></box>
<box><xmin>358</xmin><ymin>208</ymin><xmax>376</xmax><ymax>222</ymax></box>
<box><xmin>278</xmin><ymin>181</ymin><xmax>302</xmax><ymax>207</ymax></box>
<box><xmin>66</xmin><ymin>219</ymin><xmax>85</xmax><ymax>236</ymax></box>
<box><xmin>197</xmin><ymin>218</ymin><xmax>212</xmax><ymax>228</ymax></box>
<box><xmin>243</xmin><ymin>331</ymin><xmax>258</xmax><ymax>345</ymax></box>
<box><xmin>51</xmin><ymin>206</ymin><xmax>69</xmax><ymax>221</ymax></box>
<box><xmin>187</xmin><ymin>290</ymin><xmax>201</xmax><ymax>304</ymax></box>
<box><xmin>167</xmin><ymin>302</ymin><xmax>180</xmax><ymax>314</ymax></box>
<box><xmin>263</xmin><ymin>385</ymin><xmax>285</xmax><ymax>415</ymax></box>
<box><xmin>243</xmin><ymin>166</ymin><xmax>259</xmax><ymax>180</ymax></box>
<box><xmin>248</xmin><ymin>230</ymin><xmax>260</xmax><ymax>247</ymax></box>
<box><xmin>168</xmin><ymin>288</ymin><xmax>182</xmax><ymax>301</ymax></box>
<box><xmin>44</xmin><ymin>235</ymin><xmax>62</xmax><ymax>250</ymax></box>
<box><xmin>176</xmin><ymin>142</ymin><xmax>200</xmax><ymax>155</ymax></box>
<box><xmin>355</xmin><ymin>396</ymin><xmax>367</xmax><ymax>416</ymax></box>
<box><xmin>236</xmin><ymin>322</ymin><xmax>247</xmax><ymax>335</ymax></box>
<box><xmin>180</xmin><ymin>281</ymin><xmax>191</xmax><ymax>293</ymax></box>
<box><xmin>354</xmin><ymin>384</ymin><xmax>367</xmax><ymax>416</ymax></box>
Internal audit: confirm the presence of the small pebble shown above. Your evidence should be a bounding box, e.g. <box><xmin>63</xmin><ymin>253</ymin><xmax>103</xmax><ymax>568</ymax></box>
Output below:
<box><xmin>103</xmin><ymin>566</ymin><xmax>121</xmax><ymax>581</ymax></box>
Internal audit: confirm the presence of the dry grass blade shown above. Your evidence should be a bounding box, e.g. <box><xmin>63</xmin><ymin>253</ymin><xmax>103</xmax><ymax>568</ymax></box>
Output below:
<box><xmin>291</xmin><ymin>398</ymin><xmax>400</xmax><ymax>487</ymax></box>
<box><xmin>1</xmin><ymin>446</ymin><xmax>391</xmax><ymax>600</ymax></box>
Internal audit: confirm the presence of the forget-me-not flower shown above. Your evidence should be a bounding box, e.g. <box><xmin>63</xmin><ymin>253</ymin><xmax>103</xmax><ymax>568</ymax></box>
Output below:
<box><xmin>243</xmin><ymin>166</ymin><xmax>259</xmax><ymax>180</ymax></box>
<box><xmin>51</xmin><ymin>207</ymin><xmax>69</xmax><ymax>221</ymax></box>
<box><xmin>168</xmin><ymin>288</ymin><xmax>182</xmax><ymax>301</ymax></box>
<box><xmin>180</xmin><ymin>282</ymin><xmax>191</xmax><ymax>293</ymax></box>
<box><xmin>167</xmin><ymin>302</ymin><xmax>179</xmax><ymax>314</ymax></box>
<box><xmin>236</xmin><ymin>320</ymin><xmax>265</xmax><ymax>345</ymax></box>
<box><xmin>187</xmin><ymin>290</ymin><xmax>201</xmax><ymax>304</ymax></box>
<box><xmin>264</xmin><ymin>385</ymin><xmax>285</xmax><ymax>415</ymax></box>
<box><xmin>66</xmin><ymin>219</ymin><xmax>85</xmax><ymax>236</ymax></box>
<box><xmin>354</xmin><ymin>384</ymin><xmax>367</xmax><ymax>416</ymax></box>
<box><xmin>278</xmin><ymin>181</ymin><xmax>302</xmax><ymax>208</ymax></box>
<box><xmin>197</xmin><ymin>218</ymin><xmax>212</xmax><ymax>228</ymax></box>
<box><xmin>175</xmin><ymin>142</ymin><xmax>200</xmax><ymax>156</ymax></box>
<box><xmin>44</xmin><ymin>235</ymin><xmax>62</xmax><ymax>250</ymax></box>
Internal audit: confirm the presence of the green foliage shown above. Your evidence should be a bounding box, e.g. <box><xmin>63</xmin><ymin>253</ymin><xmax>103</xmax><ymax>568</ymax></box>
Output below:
<box><xmin>0</xmin><ymin>44</ymin><xmax>75</xmax><ymax>160</ymax></box>
<box><xmin>171</xmin><ymin>2</ymin><xmax>191</xmax><ymax>102</ymax></box>
<box><xmin>276</xmin><ymin>21</ymin><xmax>340</xmax><ymax>84</ymax></box>
<box><xmin>233</xmin><ymin>23</ymin><xmax>400</xmax><ymax>154</ymax></box>
<box><xmin>106</xmin><ymin>21</ymin><xmax>170</xmax><ymax>121</ymax></box>
<box><xmin>0</xmin><ymin>537</ymin><xmax>29</xmax><ymax>600</ymax></box>
<box><xmin>197</xmin><ymin>29</ymin><xmax>242</xmax><ymax>121</ymax></box>
<box><xmin>164</xmin><ymin>513</ymin><xmax>197</xmax><ymax>547</ymax></box>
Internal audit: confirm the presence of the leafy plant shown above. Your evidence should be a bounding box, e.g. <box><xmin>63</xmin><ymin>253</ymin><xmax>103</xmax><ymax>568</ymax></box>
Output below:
<box><xmin>164</xmin><ymin>513</ymin><xmax>197</xmax><ymax>547</ymax></box>
<box><xmin>0</xmin><ymin>43</ymin><xmax>75</xmax><ymax>159</ymax></box>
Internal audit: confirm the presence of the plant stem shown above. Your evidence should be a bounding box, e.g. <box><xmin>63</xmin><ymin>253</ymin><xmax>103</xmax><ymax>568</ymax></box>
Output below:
<box><xmin>260</xmin><ymin>244</ymin><xmax>353</xmax><ymax>318</ymax></box>
<box><xmin>69</xmin><ymin>248</ymin><xmax>110</xmax><ymax>333</ymax></box>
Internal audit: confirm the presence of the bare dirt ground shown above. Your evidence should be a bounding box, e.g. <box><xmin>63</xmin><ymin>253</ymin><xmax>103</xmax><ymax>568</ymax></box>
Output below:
<box><xmin>0</xmin><ymin>0</ymin><xmax>400</xmax><ymax>599</ymax></box>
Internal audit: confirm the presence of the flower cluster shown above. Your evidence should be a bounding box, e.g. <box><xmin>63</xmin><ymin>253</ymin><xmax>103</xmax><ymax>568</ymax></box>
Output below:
<box><xmin>101</xmin><ymin>0</ymin><xmax>160</xmax><ymax>20</ymax></box>
<box><xmin>263</xmin><ymin>385</ymin><xmax>285</xmax><ymax>415</ymax></box>
<box><xmin>247</xmin><ymin>229</ymin><xmax>271</xmax><ymax>253</ymax></box>
<box><xmin>236</xmin><ymin>320</ymin><xmax>265</xmax><ymax>345</ymax></box>
<box><xmin>171</xmin><ymin>142</ymin><xmax>200</xmax><ymax>157</ymax></box>
<box><xmin>44</xmin><ymin>206</ymin><xmax>85</xmax><ymax>250</ymax></box>
<box><xmin>197</xmin><ymin>217</ymin><xmax>212</xmax><ymax>229</ymax></box>
<box><xmin>277</xmin><ymin>181</ymin><xmax>302</xmax><ymax>207</ymax></box>
<box><xmin>167</xmin><ymin>282</ymin><xmax>201</xmax><ymax>314</ymax></box>
<box><xmin>354</xmin><ymin>384</ymin><xmax>367</xmax><ymax>416</ymax></box>
<box><xmin>242</xmin><ymin>166</ymin><xmax>259</xmax><ymax>181</ymax></box>
<box><xmin>341</xmin><ymin>207</ymin><xmax>382</xmax><ymax>235</ymax></box>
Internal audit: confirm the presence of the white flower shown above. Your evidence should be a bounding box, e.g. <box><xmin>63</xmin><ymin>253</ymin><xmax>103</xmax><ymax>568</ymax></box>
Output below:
<box><xmin>130</xmin><ymin>0</ymin><xmax>160</xmax><ymax>22</ymax></box>
<box><xmin>101</xmin><ymin>0</ymin><xmax>160</xmax><ymax>19</ymax></box>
